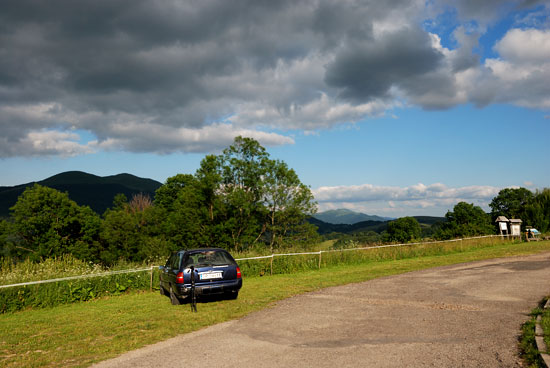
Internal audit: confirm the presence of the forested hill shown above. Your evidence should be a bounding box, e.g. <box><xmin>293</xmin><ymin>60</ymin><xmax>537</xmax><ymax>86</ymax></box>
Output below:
<box><xmin>313</xmin><ymin>209</ymin><xmax>392</xmax><ymax>224</ymax></box>
<box><xmin>309</xmin><ymin>215</ymin><xmax>446</xmax><ymax>235</ymax></box>
<box><xmin>0</xmin><ymin>171</ymin><xmax>162</xmax><ymax>217</ymax></box>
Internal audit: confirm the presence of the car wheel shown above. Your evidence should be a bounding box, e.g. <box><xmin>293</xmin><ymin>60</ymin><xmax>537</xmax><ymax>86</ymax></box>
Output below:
<box><xmin>159</xmin><ymin>284</ymin><xmax>167</xmax><ymax>296</ymax></box>
<box><xmin>226</xmin><ymin>291</ymin><xmax>238</xmax><ymax>300</ymax></box>
<box><xmin>169</xmin><ymin>285</ymin><xmax>182</xmax><ymax>305</ymax></box>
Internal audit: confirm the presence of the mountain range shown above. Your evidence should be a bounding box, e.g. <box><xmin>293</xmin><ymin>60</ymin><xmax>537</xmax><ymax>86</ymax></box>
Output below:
<box><xmin>0</xmin><ymin>172</ymin><xmax>446</xmax><ymax>236</ymax></box>
<box><xmin>309</xmin><ymin>215</ymin><xmax>446</xmax><ymax>235</ymax></box>
<box><xmin>0</xmin><ymin>171</ymin><xmax>162</xmax><ymax>217</ymax></box>
<box><xmin>313</xmin><ymin>209</ymin><xmax>393</xmax><ymax>224</ymax></box>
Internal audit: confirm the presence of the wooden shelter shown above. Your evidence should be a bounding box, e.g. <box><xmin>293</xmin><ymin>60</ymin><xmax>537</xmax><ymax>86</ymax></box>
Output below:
<box><xmin>495</xmin><ymin>216</ymin><xmax>509</xmax><ymax>236</ymax></box>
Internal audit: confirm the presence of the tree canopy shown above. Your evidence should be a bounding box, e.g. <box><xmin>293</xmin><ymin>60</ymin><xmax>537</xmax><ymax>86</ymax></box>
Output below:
<box><xmin>435</xmin><ymin>202</ymin><xmax>493</xmax><ymax>240</ymax></box>
<box><xmin>6</xmin><ymin>184</ymin><xmax>101</xmax><ymax>262</ymax></box>
<box><xmin>384</xmin><ymin>217</ymin><xmax>421</xmax><ymax>243</ymax></box>
<box><xmin>489</xmin><ymin>188</ymin><xmax>533</xmax><ymax>220</ymax></box>
<box><xmin>156</xmin><ymin>136</ymin><xmax>319</xmax><ymax>252</ymax></box>
<box><xmin>2</xmin><ymin>138</ymin><xmax>550</xmax><ymax>265</ymax></box>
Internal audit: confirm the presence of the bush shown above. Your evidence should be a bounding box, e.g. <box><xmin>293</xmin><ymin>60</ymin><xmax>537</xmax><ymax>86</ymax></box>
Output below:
<box><xmin>0</xmin><ymin>255</ymin><xmax>160</xmax><ymax>313</ymax></box>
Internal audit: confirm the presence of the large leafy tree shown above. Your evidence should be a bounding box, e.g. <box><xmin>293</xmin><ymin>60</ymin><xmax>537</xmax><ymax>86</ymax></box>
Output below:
<box><xmin>436</xmin><ymin>202</ymin><xmax>493</xmax><ymax>240</ymax></box>
<box><xmin>385</xmin><ymin>217</ymin><xmax>421</xmax><ymax>243</ymax></box>
<box><xmin>217</xmin><ymin>137</ymin><xmax>318</xmax><ymax>251</ymax></box>
<box><xmin>101</xmin><ymin>193</ymin><xmax>170</xmax><ymax>264</ymax></box>
<box><xmin>489</xmin><ymin>188</ymin><xmax>533</xmax><ymax>221</ymax></box>
<box><xmin>155</xmin><ymin>136</ymin><xmax>318</xmax><ymax>252</ymax></box>
<box><xmin>261</xmin><ymin>159</ymin><xmax>318</xmax><ymax>250</ymax></box>
<box><xmin>218</xmin><ymin>137</ymin><xmax>270</xmax><ymax>250</ymax></box>
<box><xmin>7</xmin><ymin>184</ymin><xmax>101</xmax><ymax>261</ymax></box>
<box><xmin>525</xmin><ymin>188</ymin><xmax>550</xmax><ymax>232</ymax></box>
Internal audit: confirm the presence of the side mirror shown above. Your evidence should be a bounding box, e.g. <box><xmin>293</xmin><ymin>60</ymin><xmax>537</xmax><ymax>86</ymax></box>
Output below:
<box><xmin>158</xmin><ymin>265</ymin><xmax>165</xmax><ymax>271</ymax></box>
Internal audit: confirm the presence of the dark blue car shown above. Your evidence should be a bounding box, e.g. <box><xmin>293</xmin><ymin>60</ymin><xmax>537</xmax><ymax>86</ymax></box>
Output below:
<box><xmin>159</xmin><ymin>248</ymin><xmax>242</xmax><ymax>305</ymax></box>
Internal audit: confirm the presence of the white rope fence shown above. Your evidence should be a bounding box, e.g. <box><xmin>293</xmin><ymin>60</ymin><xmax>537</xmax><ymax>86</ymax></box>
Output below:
<box><xmin>0</xmin><ymin>267</ymin><xmax>154</xmax><ymax>289</ymax></box>
<box><xmin>0</xmin><ymin>234</ymin><xmax>506</xmax><ymax>290</ymax></box>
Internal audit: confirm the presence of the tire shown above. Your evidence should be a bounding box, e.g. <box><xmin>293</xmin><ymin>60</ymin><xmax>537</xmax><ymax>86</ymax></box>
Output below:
<box><xmin>169</xmin><ymin>285</ymin><xmax>182</xmax><ymax>305</ymax></box>
<box><xmin>160</xmin><ymin>284</ymin><xmax>167</xmax><ymax>296</ymax></box>
<box><xmin>226</xmin><ymin>291</ymin><xmax>238</xmax><ymax>300</ymax></box>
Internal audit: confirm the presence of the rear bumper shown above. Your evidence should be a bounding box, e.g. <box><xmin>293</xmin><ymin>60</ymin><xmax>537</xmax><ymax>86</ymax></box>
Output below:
<box><xmin>176</xmin><ymin>279</ymin><xmax>242</xmax><ymax>297</ymax></box>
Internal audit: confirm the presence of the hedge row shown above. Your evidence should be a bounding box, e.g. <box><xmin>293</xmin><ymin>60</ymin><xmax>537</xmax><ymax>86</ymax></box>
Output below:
<box><xmin>0</xmin><ymin>236</ymin><xmax>509</xmax><ymax>313</ymax></box>
<box><xmin>0</xmin><ymin>269</ymin><xmax>159</xmax><ymax>313</ymax></box>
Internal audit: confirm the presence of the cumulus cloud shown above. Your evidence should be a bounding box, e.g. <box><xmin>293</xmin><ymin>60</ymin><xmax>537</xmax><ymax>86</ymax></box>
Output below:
<box><xmin>0</xmin><ymin>130</ymin><xmax>95</xmax><ymax>157</ymax></box>
<box><xmin>94</xmin><ymin>122</ymin><xmax>294</xmax><ymax>154</ymax></box>
<box><xmin>313</xmin><ymin>183</ymin><xmax>501</xmax><ymax>216</ymax></box>
<box><xmin>484</xmin><ymin>28</ymin><xmax>550</xmax><ymax>108</ymax></box>
<box><xmin>0</xmin><ymin>0</ymin><xmax>548</xmax><ymax>157</ymax></box>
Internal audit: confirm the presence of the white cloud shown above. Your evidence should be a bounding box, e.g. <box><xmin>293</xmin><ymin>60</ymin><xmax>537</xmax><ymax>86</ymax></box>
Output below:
<box><xmin>494</xmin><ymin>28</ymin><xmax>550</xmax><ymax>63</ymax></box>
<box><xmin>0</xmin><ymin>1</ymin><xmax>549</xmax><ymax>157</ymax></box>
<box><xmin>93</xmin><ymin>122</ymin><xmax>294</xmax><ymax>154</ymax></box>
<box><xmin>483</xmin><ymin>28</ymin><xmax>550</xmax><ymax>108</ymax></box>
<box><xmin>313</xmin><ymin>183</ymin><xmax>501</xmax><ymax>216</ymax></box>
<box><xmin>0</xmin><ymin>130</ymin><xmax>95</xmax><ymax>157</ymax></box>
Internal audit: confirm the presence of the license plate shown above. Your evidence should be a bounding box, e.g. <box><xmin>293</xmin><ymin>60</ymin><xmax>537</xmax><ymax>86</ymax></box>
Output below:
<box><xmin>199</xmin><ymin>272</ymin><xmax>222</xmax><ymax>280</ymax></box>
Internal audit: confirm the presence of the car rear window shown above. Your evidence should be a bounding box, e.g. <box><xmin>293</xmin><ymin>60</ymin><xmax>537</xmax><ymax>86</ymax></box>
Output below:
<box><xmin>184</xmin><ymin>250</ymin><xmax>236</xmax><ymax>267</ymax></box>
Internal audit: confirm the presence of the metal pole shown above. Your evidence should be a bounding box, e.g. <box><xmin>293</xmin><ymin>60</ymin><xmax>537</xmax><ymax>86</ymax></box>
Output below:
<box><xmin>190</xmin><ymin>266</ymin><xmax>197</xmax><ymax>312</ymax></box>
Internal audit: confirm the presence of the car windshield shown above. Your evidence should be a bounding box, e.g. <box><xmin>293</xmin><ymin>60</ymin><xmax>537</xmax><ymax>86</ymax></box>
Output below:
<box><xmin>184</xmin><ymin>250</ymin><xmax>235</xmax><ymax>267</ymax></box>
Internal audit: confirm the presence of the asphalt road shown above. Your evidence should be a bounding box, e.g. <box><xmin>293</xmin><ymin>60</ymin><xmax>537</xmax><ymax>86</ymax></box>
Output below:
<box><xmin>93</xmin><ymin>252</ymin><xmax>550</xmax><ymax>367</ymax></box>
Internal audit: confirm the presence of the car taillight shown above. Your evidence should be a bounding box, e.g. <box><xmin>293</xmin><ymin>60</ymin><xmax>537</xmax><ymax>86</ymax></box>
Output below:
<box><xmin>176</xmin><ymin>271</ymin><xmax>184</xmax><ymax>284</ymax></box>
<box><xmin>236</xmin><ymin>267</ymin><xmax>241</xmax><ymax>279</ymax></box>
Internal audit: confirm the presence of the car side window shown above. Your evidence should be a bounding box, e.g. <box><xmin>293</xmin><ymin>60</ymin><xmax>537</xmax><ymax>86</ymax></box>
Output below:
<box><xmin>171</xmin><ymin>253</ymin><xmax>182</xmax><ymax>270</ymax></box>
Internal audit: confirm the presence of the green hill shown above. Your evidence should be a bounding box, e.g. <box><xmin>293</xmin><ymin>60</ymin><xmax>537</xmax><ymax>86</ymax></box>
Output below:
<box><xmin>0</xmin><ymin>171</ymin><xmax>162</xmax><ymax>217</ymax></box>
<box><xmin>313</xmin><ymin>209</ymin><xmax>392</xmax><ymax>224</ymax></box>
<box><xmin>309</xmin><ymin>215</ymin><xmax>446</xmax><ymax>235</ymax></box>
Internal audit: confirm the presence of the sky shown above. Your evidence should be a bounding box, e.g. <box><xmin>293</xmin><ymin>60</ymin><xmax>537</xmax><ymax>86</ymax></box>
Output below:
<box><xmin>1</xmin><ymin>0</ymin><xmax>549</xmax><ymax>218</ymax></box>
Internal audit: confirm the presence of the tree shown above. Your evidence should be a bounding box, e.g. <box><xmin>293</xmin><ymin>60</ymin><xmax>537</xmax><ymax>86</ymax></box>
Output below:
<box><xmin>7</xmin><ymin>184</ymin><xmax>101</xmax><ymax>262</ymax></box>
<box><xmin>154</xmin><ymin>174</ymin><xmax>196</xmax><ymax>210</ymax></box>
<box><xmin>218</xmin><ymin>137</ymin><xmax>270</xmax><ymax>250</ymax></box>
<box><xmin>385</xmin><ymin>217</ymin><xmax>421</xmax><ymax>243</ymax></box>
<box><xmin>154</xmin><ymin>136</ymin><xmax>318</xmax><ymax>252</ymax></box>
<box><xmin>525</xmin><ymin>188</ymin><xmax>550</xmax><ymax>232</ymax></box>
<box><xmin>101</xmin><ymin>193</ymin><xmax>169</xmax><ymax>264</ymax></box>
<box><xmin>435</xmin><ymin>202</ymin><xmax>493</xmax><ymax>240</ymax></box>
<box><xmin>216</xmin><ymin>137</ymin><xmax>318</xmax><ymax>251</ymax></box>
<box><xmin>489</xmin><ymin>188</ymin><xmax>533</xmax><ymax>221</ymax></box>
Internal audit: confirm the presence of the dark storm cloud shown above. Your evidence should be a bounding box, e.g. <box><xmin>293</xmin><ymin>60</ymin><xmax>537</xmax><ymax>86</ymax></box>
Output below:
<box><xmin>325</xmin><ymin>27</ymin><xmax>444</xmax><ymax>102</ymax></box>
<box><xmin>0</xmin><ymin>0</ymin><xmax>548</xmax><ymax>157</ymax></box>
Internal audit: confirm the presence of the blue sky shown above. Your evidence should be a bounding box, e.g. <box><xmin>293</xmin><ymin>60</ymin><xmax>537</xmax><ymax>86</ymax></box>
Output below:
<box><xmin>1</xmin><ymin>0</ymin><xmax>549</xmax><ymax>217</ymax></box>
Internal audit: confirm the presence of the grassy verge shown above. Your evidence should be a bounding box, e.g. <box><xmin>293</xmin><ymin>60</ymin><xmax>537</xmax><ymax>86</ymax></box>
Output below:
<box><xmin>544</xmin><ymin>306</ymin><xmax>550</xmax><ymax>350</ymax></box>
<box><xmin>519</xmin><ymin>298</ymin><xmax>550</xmax><ymax>368</ymax></box>
<box><xmin>1</xmin><ymin>240</ymin><xmax>550</xmax><ymax>367</ymax></box>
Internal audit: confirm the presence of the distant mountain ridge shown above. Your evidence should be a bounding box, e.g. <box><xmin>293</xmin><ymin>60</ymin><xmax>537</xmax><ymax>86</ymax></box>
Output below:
<box><xmin>0</xmin><ymin>171</ymin><xmax>163</xmax><ymax>217</ymax></box>
<box><xmin>308</xmin><ymin>215</ymin><xmax>446</xmax><ymax>235</ymax></box>
<box><xmin>313</xmin><ymin>209</ymin><xmax>393</xmax><ymax>224</ymax></box>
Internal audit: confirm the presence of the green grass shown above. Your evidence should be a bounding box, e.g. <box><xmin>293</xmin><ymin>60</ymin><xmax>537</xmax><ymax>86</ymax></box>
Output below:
<box><xmin>1</xmin><ymin>240</ymin><xmax>550</xmax><ymax>367</ymax></box>
<box><xmin>544</xmin><ymin>307</ymin><xmax>550</xmax><ymax>349</ymax></box>
<box><xmin>519</xmin><ymin>299</ymin><xmax>550</xmax><ymax>368</ymax></box>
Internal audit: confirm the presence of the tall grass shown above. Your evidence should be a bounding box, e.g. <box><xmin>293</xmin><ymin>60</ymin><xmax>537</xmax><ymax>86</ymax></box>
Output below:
<box><xmin>236</xmin><ymin>236</ymin><xmax>509</xmax><ymax>276</ymax></box>
<box><xmin>0</xmin><ymin>236</ymin><xmax>524</xmax><ymax>313</ymax></box>
<box><xmin>2</xmin><ymin>240</ymin><xmax>550</xmax><ymax>368</ymax></box>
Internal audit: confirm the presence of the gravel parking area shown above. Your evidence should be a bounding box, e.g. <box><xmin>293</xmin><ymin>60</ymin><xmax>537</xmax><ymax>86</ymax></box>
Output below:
<box><xmin>93</xmin><ymin>251</ymin><xmax>550</xmax><ymax>368</ymax></box>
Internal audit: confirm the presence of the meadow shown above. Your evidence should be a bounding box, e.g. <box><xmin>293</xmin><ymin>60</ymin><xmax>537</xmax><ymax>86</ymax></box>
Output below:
<box><xmin>1</xmin><ymin>238</ymin><xmax>550</xmax><ymax>367</ymax></box>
